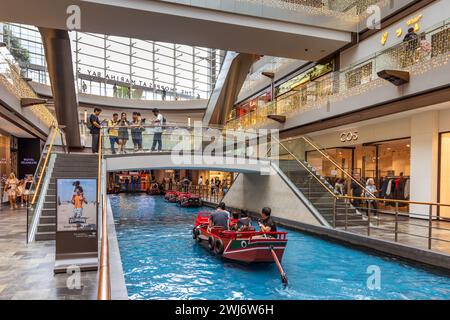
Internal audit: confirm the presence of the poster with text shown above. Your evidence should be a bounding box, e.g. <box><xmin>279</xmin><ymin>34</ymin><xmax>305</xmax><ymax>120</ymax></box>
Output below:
<box><xmin>57</xmin><ymin>178</ymin><xmax>97</xmax><ymax>232</ymax></box>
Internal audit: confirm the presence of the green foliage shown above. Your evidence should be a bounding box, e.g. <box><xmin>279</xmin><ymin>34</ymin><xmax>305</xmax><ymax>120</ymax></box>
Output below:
<box><xmin>114</xmin><ymin>84</ymin><xmax>143</xmax><ymax>99</ymax></box>
<box><xmin>2</xmin><ymin>26</ymin><xmax>30</xmax><ymax>64</ymax></box>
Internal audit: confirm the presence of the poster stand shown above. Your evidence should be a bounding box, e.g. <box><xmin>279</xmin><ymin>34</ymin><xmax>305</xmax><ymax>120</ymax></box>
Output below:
<box><xmin>54</xmin><ymin>178</ymin><xmax>98</xmax><ymax>274</ymax></box>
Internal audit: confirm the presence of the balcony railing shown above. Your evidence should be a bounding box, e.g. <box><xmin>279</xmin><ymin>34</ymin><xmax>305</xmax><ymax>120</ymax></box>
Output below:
<box><xmin>226</xmin><ymin>19</ymin><xmax>450</xmax><ymax>130</ymax></box>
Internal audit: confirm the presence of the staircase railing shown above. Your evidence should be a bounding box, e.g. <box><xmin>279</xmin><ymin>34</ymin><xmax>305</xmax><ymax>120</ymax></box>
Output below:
<box><xmin>279</xmin><ymin>135</ymin><xmax>375</xmax><ymax>198</ymax></box>
<box><xmin>97</xmin><ymin>130</ymin><xmax>111</xmax><ymax>300</ymax></box>
<box><xmin>273</xmin><ymin>137</ymin><xmax>450</xmax><ymax>253</ymax></box>
<box><xmin>26</xmin><ymin>124</ymin><xmax>59</xmax><ymax>243</ymax></box>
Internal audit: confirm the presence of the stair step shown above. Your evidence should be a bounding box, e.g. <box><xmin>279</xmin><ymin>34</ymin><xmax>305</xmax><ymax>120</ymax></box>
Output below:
<box><xmin>43</xmin><ymin>202</ymin><xmax>56</xmax><ymax>209</ymax></box>
<box><xmin>39</xmin><ymin>216</ymin><xmax>56</xmax><ymax>224</ymax></box>
<box><xmin>51</xmin><ymin>173</ymin><xmax>97</xmax><ymax>179</ymax></box>
<box><xmin>41</xmin><ymin>209</ymin><xmax>56</xmax><ymax>216</ymax></box>
<box><xmin>35</xmin><ymin>232</ymin><xmax>55</xmax><ymax>241</ymax></box>
<box><xmin>53</xmin><ymin>166</ymin><xmax>98</xmax><ymax>172</ymax></box>
<box><xmin>37</xmin><ymin>223</ymin><xmax>56</xmax><ymax>233</ymax></box>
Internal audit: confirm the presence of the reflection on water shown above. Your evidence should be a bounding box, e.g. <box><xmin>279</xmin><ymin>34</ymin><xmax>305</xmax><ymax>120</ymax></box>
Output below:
<box><xmin>111</xmin><ymin>194</ymin><xmax>450</xmax><ymax>300</ymax></box>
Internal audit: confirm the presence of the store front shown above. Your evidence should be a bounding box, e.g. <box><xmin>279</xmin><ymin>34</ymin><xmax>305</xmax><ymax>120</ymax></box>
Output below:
<box><xmin>305</xmin><ymin>138</ymin><xmax>411</xmax><ymax>213</ymax></box>
<box><xmin>298</xmin><ymin>106</ymin><xmax>450</xmax><ymax>216</ymax></box>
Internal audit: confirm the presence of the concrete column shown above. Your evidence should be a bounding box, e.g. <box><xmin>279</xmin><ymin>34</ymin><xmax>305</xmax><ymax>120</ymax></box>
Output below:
<box><xmin>410</xmin><ymin>111</ymin><xmax>439</xmax><ymax>218</ymax></box>
<box><xmin>39</xmin><ymin>28</ymin><xmax>81</xmax><ymax>149</ymax></box>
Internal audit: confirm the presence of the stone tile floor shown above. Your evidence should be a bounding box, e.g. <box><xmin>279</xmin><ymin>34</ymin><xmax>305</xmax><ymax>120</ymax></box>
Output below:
<box><xmin>0</xmin><ymin>206</ymin><xmax>97</xmax><ymax>300</ymax></box>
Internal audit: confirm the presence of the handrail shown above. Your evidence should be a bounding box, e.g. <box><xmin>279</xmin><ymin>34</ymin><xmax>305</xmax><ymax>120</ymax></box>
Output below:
<box><xmin>97</xmin><ymin>131</ymin><xmax>103</xmax><ymax>203</ymax></box>
<box><xmin>97</xmin><ymin>130</ymin><xmax>111</xmax><ymax>300</ymax></box>
<box><xmin>276</xmin><ymin>138</ymin><xmax>338</xmax><ymax>199</ymax></box>
<box><xmin>337</xmin><ymin>195</ymin><xmax>450</xmax><ymax>208</ymax></box>
<box><xmin>31</xmin><ymin>125</ymin><xmax>59</xmax><ymax>205</ymax></box>
<box><xmin>277</xmin><ymin>136</ymin><xmax>450</xmax><ymax>207</ymax></box>
<box><xmin>300</xmin><ymin>135</ymin><xmax>375</xmax><ymax>198</ymax></box>
<box><xmin>98</xmin><ymin>194</ymin><xmax>111</xmax><ymax>300</ymax></box>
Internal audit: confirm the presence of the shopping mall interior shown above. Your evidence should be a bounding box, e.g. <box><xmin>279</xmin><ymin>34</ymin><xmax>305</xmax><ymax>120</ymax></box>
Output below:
<box><xmin>0</xmin><ymin>0</ymin><xmax>449</xmax><ymax>301</ymax></box>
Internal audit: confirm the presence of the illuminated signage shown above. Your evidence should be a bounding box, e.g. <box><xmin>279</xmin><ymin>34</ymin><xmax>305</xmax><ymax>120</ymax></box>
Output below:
<box><xmin>340</xmin><ymin>131</ymin><xmax>358</xmax><ymax>142</ymax></box>
<box><xmin>20</xmin><ymin>158</ymin><xmax>37</xmax><ymax>165</ymax></box>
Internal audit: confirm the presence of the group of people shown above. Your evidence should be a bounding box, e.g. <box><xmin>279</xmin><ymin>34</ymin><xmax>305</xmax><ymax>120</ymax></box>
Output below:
<box><xmin>89</xmin><ymin>107</ymin><xmax>165</xmax><ymax>154</ymax></box>
<box><xmin>208</xmin><ymin>202</ymin><xmax>277</xmax><ymax>234</ymax></box>
<box><xmin>3</xmin><ymin>173</ymin><xmax>33</xmax><ymax>210</ymax></box>
<box><xmin>198</xmin><ymin>176</ymin><xmax>225</xmax><ymax>195</ymax></box>
<box><xmin>333</xmin><ymin>174</ymin><xmax>382</xmax><ymax>214</ymax></box>
<box><xmin>402</xmin><ymin>27</ymin><xmax>432</xmax><ymax>66</ymax></box>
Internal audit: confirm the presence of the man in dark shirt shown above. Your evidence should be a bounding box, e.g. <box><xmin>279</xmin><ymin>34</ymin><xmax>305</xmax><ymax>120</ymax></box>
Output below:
<box><xmin>237</xmin><ymin>209</ymin><xmax>252</xmax><ymax>231</ymax></box>
<box><xmin>90</xmin><ymin>107</ymin><xmax>102</xmax><ymax>153</ymax></box>
<box><xmin>209</xmin><ymin>202</ymin><xmax>230</xmax><ymax>230</ymax></box>
<box><xmin>350</xmin><ymin>174</ymin><xmax>363</xmax><ymax>209</ymax></box>
<box><xmin>258</xmin><ymin>207</ymin><xmax>277</xmax><ymax>233</ymax></box>
<box><xmin>403</xmin><ymin>27</ymin><xmax>418</xmax><ymax>43</ymax></box>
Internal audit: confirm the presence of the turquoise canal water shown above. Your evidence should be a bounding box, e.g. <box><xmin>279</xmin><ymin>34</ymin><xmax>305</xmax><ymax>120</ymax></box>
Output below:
<box><xmin>110</xmin><ymin>194</ymin><xmax>450</xmax><ymax>300</ymax></box>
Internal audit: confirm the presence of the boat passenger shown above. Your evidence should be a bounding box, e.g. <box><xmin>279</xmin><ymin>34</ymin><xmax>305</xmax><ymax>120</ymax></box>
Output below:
<box><xmin>237</xmin><ymin>209</ymin><xmax>252</xmax><ymax>231</ymax></box>
<box><xmin>209</xmin><ymin>202</ymin><xmax>230</xmax><ymax>230</ymax></box>
<box><xmin>229</xmin><ymin>211</ymin><xmax>240</xmax><ymax>230</ymax></box>
<box><xmin>258</xmin><ymin>207</ymin><xmax>277</xmax><ymax>234</ymax></box>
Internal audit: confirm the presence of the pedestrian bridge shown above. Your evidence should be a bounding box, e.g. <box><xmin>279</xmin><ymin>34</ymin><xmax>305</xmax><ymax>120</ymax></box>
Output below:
<box><xmin>104</xmin><ymin>152</ymin><xmax>272</xmax><ymax>174</ymax></box>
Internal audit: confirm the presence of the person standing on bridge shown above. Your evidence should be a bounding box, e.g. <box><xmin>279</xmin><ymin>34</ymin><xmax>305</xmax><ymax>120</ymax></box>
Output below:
<box><xmin>89</xmin><ymin>108</ymin><xmax>102</xmax><ymax>154</ymax></box>
<box><xmin>151</xmin><ymin>108</ymin><xmax>164</xmax><ymax>152</ymax></box>
<box><xmin>131</xmin><ymin>112</ymin><xmax>144</xmax><ymax>152</ymax></box>
<box><xmin>108</xmin><ymin>113</ymin><xmax>119</xmax><ymax>154</ymax></box>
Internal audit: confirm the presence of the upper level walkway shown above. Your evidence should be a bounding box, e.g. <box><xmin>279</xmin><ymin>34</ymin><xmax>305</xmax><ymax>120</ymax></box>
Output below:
<box><xmin>30</xmin><ymin>81</ymin><xmax>209</xmax><ymax>112</ymax></box>
<box><xmin>226</xmin><ymin>19</ymin><xmax>450</xmax><ymax>131</ymax></box>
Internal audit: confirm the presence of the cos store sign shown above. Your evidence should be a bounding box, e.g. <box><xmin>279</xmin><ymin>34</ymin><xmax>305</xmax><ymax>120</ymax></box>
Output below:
<box><xmin>340</xmin><ymin>131</ymin><xmax>358</xmax><ymax>143</ymax></box>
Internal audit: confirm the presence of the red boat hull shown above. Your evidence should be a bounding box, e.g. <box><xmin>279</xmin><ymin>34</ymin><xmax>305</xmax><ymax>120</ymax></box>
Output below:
<box><xmin>193</xmin><ymin>212</ymin><xmax>287</xmax><ymax>263</ymax></box>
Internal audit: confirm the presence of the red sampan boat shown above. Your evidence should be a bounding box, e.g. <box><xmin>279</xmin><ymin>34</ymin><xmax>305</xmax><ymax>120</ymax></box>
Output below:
<box><xmin>192</xmin><ymin>212</ymin><xmax>288</xmax><ymax>263</ymax></box>
<box><xmin>178</xmin><ymin>193</ymin><xmax>202</xmax><ymax>207</ymax></box>
<box><xmin>164</xmin><ymin>191</ymin><xmax>179</xmax><ymax>202</ymax></box>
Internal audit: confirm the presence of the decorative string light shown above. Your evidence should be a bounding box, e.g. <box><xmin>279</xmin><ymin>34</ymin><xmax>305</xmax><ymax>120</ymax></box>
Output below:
<box><xmin>234</xmin><ymin>0</ymin><xmax>390</xmax><ymax>26</ymax></box>
<box><xmin>0</xmin><ymin>57</ymin><xmax>55</xmax><ymax>127</ymax></box>
<box><xmin>226</xmin><ymin>23</ymin><xmax>449</xmax><ymax>130</ymax></box>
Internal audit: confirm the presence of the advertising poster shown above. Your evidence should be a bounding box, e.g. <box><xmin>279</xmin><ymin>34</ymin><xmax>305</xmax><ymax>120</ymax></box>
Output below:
<box><xmin>54</xmin><ymin>178</ymin><xmax>98</xmax><ymax>273</ymax></box>
<box><xmin>57</xmin><ymin>179</ymin><xmax>97</xmax><ymax>232</ymax></box>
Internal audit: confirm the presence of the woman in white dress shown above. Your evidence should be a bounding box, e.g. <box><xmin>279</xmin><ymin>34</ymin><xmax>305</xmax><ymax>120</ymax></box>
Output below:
<box><xmin>4</xmin><ymin>173</ymin><xmax>19</xmax><ymax>209</ymax></box>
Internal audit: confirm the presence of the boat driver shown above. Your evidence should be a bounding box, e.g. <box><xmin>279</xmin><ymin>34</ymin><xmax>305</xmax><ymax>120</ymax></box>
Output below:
<box><xmin>258</xmin><ymin>207</ymin><xmax>277</xmax><ymax>234</ymax></box>
<box><xmin>209</xmin><ymin>202</ymin><xmax>230</xmax><ymax>230</ymax></box>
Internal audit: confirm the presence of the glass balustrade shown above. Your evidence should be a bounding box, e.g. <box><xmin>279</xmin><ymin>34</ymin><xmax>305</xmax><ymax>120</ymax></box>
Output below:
<box><xmin>226</xmin><ymin>19</ymin><xmax>450</xmax><ymax>130</ymax></box>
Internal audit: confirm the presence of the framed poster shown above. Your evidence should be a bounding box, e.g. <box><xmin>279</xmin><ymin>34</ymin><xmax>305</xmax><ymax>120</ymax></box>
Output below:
<box><xmin>54</xmin><ymin>178</ymin><xmax>98</xmax><ymax>273</ymax></box>
<box><xmin>57</xmin><ymin>179</ymin><xmax>97</xmax><ymax>232</ymax></box>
